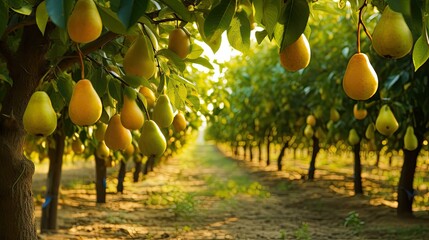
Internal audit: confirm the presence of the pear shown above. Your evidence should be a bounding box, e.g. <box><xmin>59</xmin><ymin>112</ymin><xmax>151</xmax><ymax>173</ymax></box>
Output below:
<box><xmin>330</xmin><ymin>108</ymin><xmax>340</xmax><ymax>122</ymax></box>
<box><xmin>69</xmin><ymin>79</ymin><xmax>102</xmax><ymax>126</ymax></box>
<box><xmin>365</xmin><ymin>123</ymin><xmax>375</xmax><ymax>140</ymax></box>
<box><xmin>23</xmin><ymin>91</ymin><xmax>57</xmax><ymax>136</ymax></box>
<box><xmin>104</xmin><ymin>114</ymin><xmax>132</xmax><ymax>150</ymax></box>
<box><xmin>138</xmin><ymin>120</ymin><xmax>167</xmax><ymax>157</ymax></box>
<box><xmin>67</xmin><ymin>0</ymin><xmax>102</xmax><ymax>43</ymax></box>
<box><xmin>121</xmin><ymin>91</ymin><xmax>144</xmax><ymax>130</ymax></box>
<box><xmin>96</xmin><ymin>140</ymin><xmax>110</xmax><ymax>159</ymax></box>
<box><xmin>124</xmin><ymin>142</ymin><xmax>135</xmax><ymax>156</ymax></box>
<box><xmin>72</xmin><ymin>138</ymin><xmax>84</xmax><ymax>154</ymax></box>
<box><xmin>172</xmin><ymin>112</ymin><xmax>187</xmax><ymax>132</ymax></box>
<box><xmin>304</xmin><ymin>124</ymin><xmax>314</xmax><ymax>138</ymax></box>
<box><xmin>152</xmin><ymin>94</ymin><xmax>174</xmax><ymax>128</ymax></box>
<box><xmin>343</xmin><ymin>53</ymin><xmax>378</xmax><ymax>100</ymax></box>
<box><xmin>279</xmin><ymin>34</ymin><xmax>311</xmax><ymax>72</ymax></box>
<box><xmin>139</xmin><ymin>86</ymin><xmax>156</xmax><ymax>108</ymax></box>
<box><xmin>404</xmin><ymin>126</ymin><xmax>418</xmax><ymax>151</ymax></box>
<box><xmin>94</xmin><ymin>122</ymin><xmax>107</xmax><ymax>141</ymax></box>
<box><xmin>375</xmin><ymin>105</ymin><xmax>399</xmax><ymax>136</ymax></box>
<box><xmin>123</xmin><ymin>34</ymin><xmax>155</xmax><ymax>80</ymax></box>
<box><xmin>168</xmin><ymin>28</ymin><xmax>190</xmax><ymax>59</ymax></box>
<box><xmin>372</xmin><ymin>6</ymin><xmax>413</xmax><ymax>59</ymax></box>
<box><xmin>348</xmin><ymin>129</ymin><xmax>360</xmax><ymax>146</ymax></box>
<box><xmin>353</xmin><ymin>104</ymin><xmax>367</xmax><ymax>120</ymax></box>
<box><xmin>306</xmin><ymin>114</ymin><xmax>316</xmax><ymax>127</ymax></box>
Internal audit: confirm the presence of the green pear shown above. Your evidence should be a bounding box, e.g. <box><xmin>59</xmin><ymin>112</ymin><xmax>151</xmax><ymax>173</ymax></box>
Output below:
<box><xmin>365</xmin><ymin>122</ymin><xmax>375</xmax><ymax>140</ymax></box>
<box><xmin>152</xmin><ymin>94</ymin><xmax>174</xmax><ymax>128</ymax></box>
<box><xmin>372</xmin><ymin>6</ymin><xmax>413</xmax><ymax>59</ymax></box>
<box><xmin>123</xmin><ymin>34</ymin><xmax>155</xmax><ymax>80</ymax></box>
<box><xmin>375</xmin><ymin>105</ymin><xmax>399</xmax><ymax>136</ymax></box>
<box><xmin>23</xmin><ymin>91</ymin><xmax>57</xmax><ymax>136</ymax></box>
<box><xmin>96</xmin><ymin>140</ymin><xmax>110</xmax><ymax>159</ymax></box>
<box><xmin>138</xmin><ymin>120</ymin><xmax>167</xmax><ymax>157</ymax></box>
<box><xmin>304</xmin><ymin>124</ymin><xmax>314</xmax><ymax>138</ymax></box>
<box><xmin>348</xmin><ymin>129</ymin><xmax>360</xmax><ymax>146</ymax></box>
<box><xmin>330</xmin><ymin>108</ymin><xmax>340</xmax><ymax>122</ymax></box>
<box><xmin>94</xmin><ymin>122</ymin><xmax>107</xmax><ymax>141</ymax></box>
<box><xmin>404</xmin><ymin>126</ymin><xmax>418</xmax><ymax>151</ymax></box>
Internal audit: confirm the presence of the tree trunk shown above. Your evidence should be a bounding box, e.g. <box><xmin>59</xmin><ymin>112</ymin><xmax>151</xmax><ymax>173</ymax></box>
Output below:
<box><xmin>374</xmin><ymin>150</ymin><xmax>380</xmax><ymax>167</ymax></box>
<box><xmin>397</xmin><ymin>140</ymin><xmax>422</xmax><ymax>218</ymax></box>
<box><xmin>266</xmin><ymin>135</ymin><xmax>271</xmax><ymax>166</ymax></box>
<box><xmin>133</xmin><ymin>158</ymin><xmax>142</xmax><ymax>182</ymax></box>
<box><xmin>353</xmin><ymin>142</ymin><xmax>363</xmax><ymax>195</ymax></box>
<box><xmin>258</xmin><ymin>140</ymin><xmax>262</xmax><ymax>162</ymax></box>
<box><xmin>41</xmin><ymin>127</ymin><xmax>65</xmax><ymax>232</ymax></box>
<box><xmin>249</xmin><ymin>144</ymin><xmax>253</xmax><ymax>161</ymax></box>
<box><xmin>277</xmin><ymin>141</ymin><xmax>289</xmax><ymax>171</ymax></box>
<box><xmin>308</xmin><ymin>136</ymin><xmax>320</xmax><ymax>180</ymax></box>
<box><xmin>95</xmin><ymin>154</ymin><xmax>107</xmax><ymax>203</ymax></box>
<box><xmin>117</xmin><ymin>160</ymin><xmax>126</xmax><ymax>193</ymax></box>
<box><xmin>243</xmin><ymin>142</ymin><xmax>247</xmax><ymax>160</ymax></box>
<box><xmin>0</xmin><ymin>25</ymin><xmax>51</xmax><ymax>239</ymax></box>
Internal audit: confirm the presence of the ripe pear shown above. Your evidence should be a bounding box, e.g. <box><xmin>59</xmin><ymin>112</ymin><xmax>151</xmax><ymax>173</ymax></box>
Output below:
<box><xmin>173</xmin><ymin>112</ymin><xmax>187</xmax><ymax>132</ymax></box>
<box><xmin>365</xmin><ymin>123</ymin><xmax>375</xmax><ymax>140</ymax></box>
<box><xmin>375</xmin><ymin>105</ymin><xmax>399</xmax><ymax>136</ymax></box>
<box><xmin>168</xmin><ymin>28</ymin><xmax>190</xmax><ymax>59</ymax></box>
<box><xmin>343</xmin><ymin>53</ymin><xmax>378</xmax><ymax>100</ymax></box>
<box><xmin>121</xmin><ymin>92</ymin><xmax>144</xmax><ymax>130</ymax></box>
<box><xmin>372</xmin><ymin>6</ymin><xmax>413</xmax><ymax>59</ymax></box>
<box><xmin>152</xmin><ymin>94</ymin><xmax>174</xmax><ymax>128</ymax></box>
<box><xmin>72</xmin><ymin>138</ymin><xmax>84</xmax><ymax>154</ymax></box>
<box><xmin>353</xmin><ymin>104</ymin><xmax>367</xmax><ymax>120</ymax></box>
<box><xmin>139</xmin><ymin>86</ymin><xmax>156</xmax><ymax>108</ymax></box>
<box><xmin>123</xmin><ymin>34</ymin><xmax>155</xmax><ymax>80</ymax></box>
<box><xmin>304</xmin><ymin>124</ymin><xmax>314</xmax><ymax>138</ymax></box>
<box><xmin>96</xmin><ymin>140</ymin><xmax>110</xmax><ymax>159</ymax></box>
<box><xmin>104</xmin><ymin>114</ymin><xmax>132</xmax><ymax>150</ymax></box>
<box><xmin>69</xmin><ymin>79</ymin><xmax>102</xmax><ymax>126</ymax></box>
<box><xmin>94</xmin><ymin>122</ymin><xmax>107</xmax><ymax>141</ymax></box>
<box><xmin>404</xmin><ymin>126</ymin><xmax>418</xmax><ymax>151</ymax></box>
<box><xmin>348</xmin><ymin>129</ymin><xmax>360</xmax><ymax>146</ymax></box>
<box><xmin>330</xmin><ymin>108</ymin><xmax>340</xmax><ymax>122</ymax></box>
<box><xmin>138</xmin><ymin>120</ymin><xmax>167</xmax><ymax>157</ymax></box>
<box><xmin>279</xmin><ymin>34</ymin><xmax>311</xmax><ymax>72</ymax></box>
<box><xmin>124</xmin><ymin>142</ymin><xmax>135</xmax><ymax>156</ymax></box>
<box><xmin>67</xmin><ymin>0</ymin><xmax>102</xmax><ymax>43</ymax></box>
<box><xmin>306</xmin><ymin>115</ymin><xmax>316</xmax><ymax>127</ymax></box>
<box><xmin>23</xmin><ymin>91</ymin><xmax>57</xmax><ymax>136</ymax></box>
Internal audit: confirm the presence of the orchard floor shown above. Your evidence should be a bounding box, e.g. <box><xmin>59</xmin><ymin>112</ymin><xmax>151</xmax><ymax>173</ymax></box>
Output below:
<box><xmin>33</xmin><ymin>138</ymin><xmax>429</xmax><ymax>239</ymax></box>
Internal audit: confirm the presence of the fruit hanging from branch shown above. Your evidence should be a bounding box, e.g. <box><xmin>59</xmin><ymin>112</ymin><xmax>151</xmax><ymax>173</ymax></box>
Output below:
<box><xmin>138</xmin><ymin>120</ymin><xmax>167</xmax><ymax>157</ymax></box>
<box><xmin>168</xmin><ymin>28</ymin><xmax>190</xmax><ymax>59</ymax></box>
<box><xmin>67</xmin><ymin>0</ymin><xmax>102</xmax><ymax>43</ymax></box>
<box><xmin>279</xmin><ymin>34</ymin><xmax>311</xmax><ymax>72</ymax></box>
<box><xmin>153</xmin><ymin>94</ymin><xmax>174</xmax><ymax>128</ymax></box>
<box><xmin>123</xmin><ymin>33</ymin><xmax>156</xmax><ymax>80</ymax></box>
<box><xmin>69</xmin><ymin>79</ymin><xmax>102</xmax><ymax>126</ymax></box>
<box><xmin>104</xmin><ymin>114</ymin><xmax>132</xmax><ymax>151</ymax></box>
<box><xmin>23</xmin><ymin>91</ymin><xmax>57</xmax><ymax>137</ymax></box>
<box><xmin>375</xmin><ymin>105</ymin><xmax>399</xmax><ymax>136</ymax></box>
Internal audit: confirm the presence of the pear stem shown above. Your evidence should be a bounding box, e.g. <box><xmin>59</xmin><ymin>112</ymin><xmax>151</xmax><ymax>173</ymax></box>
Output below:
<box><xmin>76</xmin><ymin>44</ymin><xmax>85</xmax><ymax>79</ymax></box>
<box><xmin>356</xmin><ymin>0</ymin><xmax>369</xmax><ymax>53</ymax></box>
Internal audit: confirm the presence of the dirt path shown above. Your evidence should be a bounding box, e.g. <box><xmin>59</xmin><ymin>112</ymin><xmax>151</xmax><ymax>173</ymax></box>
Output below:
<box><xmin>34</xmin><ymin>137</ymin><xmax>429</xmax><ymax>239</ymax></box>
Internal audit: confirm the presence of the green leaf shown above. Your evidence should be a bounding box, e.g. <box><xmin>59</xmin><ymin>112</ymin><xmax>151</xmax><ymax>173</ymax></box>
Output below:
<box><xmin>0</xmin><ymin>2</ymin><xmax>8</xmax><ymax>38</ymax></box>
<box><xmin>46</xmin><ymin>0</ymin><xmax>74</xmax><ymax>29</ymax></box>
<box><xmin>253</xmin><ymin>0</ymin><xmax>263</xmax><ymax>24</ymax></box>
<box><xmin>227</xmin><ymin>10</ymin><xmax>250</xmax><ymax>52</ymax></box>
<box><xmin>123</xmin><ymin>75</ymin><xmax>144</xmax><ymax>88</ymax></box>
<box><xmin>57</xmin><ymin>73</ymin><xmax>74</xmax><ymax>103</ymax></box>
<box><xmin>157</xmin><ymin>0</ymin><xmax>192</xmax><ymax>22</ymax></box>
<box><xmin>187</xmin><ymin>43</ymin><xmax>204</xmax><ymax>59</ymax></box>
<box><xmin>117</xmin><ymin>0</ymin><xmax>148</xmax><ymax>29</ymax></box>
<box><xmin>386</xmin><ymin>0</ymin><xmax>410</xmax><ymax>15</ymax></box>
<box><xmin>412</xmin><ymin>33</ymin><xmax>429</xmax><ymax>71</ymax></box>
<box><xmin>261</xmin><ymin>0</ymin><xmax>280</xmax><ymax>37</ymax></box>
<box><xmin>279</xmin><ymin>0</ymin><xmax>309</xmax><ymax>51</ymax></box>
<box><xmin>157</xmin><ymin>49</ymin><xmax>186</xmax><ymax>72</ymax></box>
<box><xmin>185</xmin><ymin>57</ymin><xmax>214</xmax><ymax>70</ymax></box>
<box><xmin>11</xmin><ymin>5</ymin><xmax>32</xmax><ymax>15</ymax></box>
<box><xmin>204</xmin><ymin>0</ymin><xmax>237</xmax><ymax>52</ymax></box>
<box><xmin>36</xmin><ymin>1</ymin><xmax>49</xmax><ymax>35</ymax></box>
<box><xmin>186</xmin><ymin>95</ymin><xmax>201</xmax><ymax>111</ymax></box>
<box><xmin>108</xmin><ymin>78</ymin><xmax>122</xmax><ymax>104</ymax></box>
<box><xmin>97</xmin><ymin>6</ymin><xmax>127</xmax><ymax>34</ymax></box>
<box><xmin>255</xmin><ymin>30</ymin><xmax>267</xmax><ymax>44</ymax></box>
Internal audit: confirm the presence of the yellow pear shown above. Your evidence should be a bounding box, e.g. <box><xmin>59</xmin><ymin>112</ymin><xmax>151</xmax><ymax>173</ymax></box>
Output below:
<box><xmin>372</xmin><ymin>6</ymin><xmax>413</xmax><ymax>59</ymax></box>
<box><xmin>404</xmin><ymin>126</ymin><xmax>418</xmax><ymax>151</ymax></box>
<box><xmin>139</xmin><ymin>86</ymin><xmax>156</xmax><ymax>108</ymax></box>
<box><xmin>343</xmin><ymin>53</ymin><xmax>378</xmax><ymax>100</ymax></box>
<box><xmin>365</xmin><ymin>122</ymin><xmax>375</xmax><ymax>140</ymax></box>
<box><xmin>121</xmin><ymin>91</ymin><xmax>144</xmax><ymax>130</ymax></box>
<box><xmin>94</xmin><ymin>122</ymin><xmax>107</xmax><ymax>141</ymax></box>
<box><xmin>375</xmin><ymin>105</ymin><xmax>399</xmax><ymax>136</ymax></box>
<box><xmin>172</xmin><ymin>112</ymin><xmax>187</xmax><ymax>132</ymax></box>
<box><xmin>152</xmin><ymin>94</ymin><xmax>174</xmax><ymax>128</ymax></box>
<box><xmin>69</xmin><ymin>79</ymin><xmax>102</xmax><ymax>126</ymax></box>
<box><xmin>138</xmin><ymin>120</ymin><xmax>167</xmax><ymax>157</ymax></box>
<box><xmin>72</xmin><ymin>138</ymin><xmax>84</xmax><ymax>154</ymax></box>
<box><xmin>330</xmin><ymin>108</ymin><xmax>340</xmax><ymax>122</ymax></box>
<box><xmin>168</xmin><ymin>28</ymin><xmax>190</xmax><ymax>59</ymax></box>
<box><xmin>348</xmin><ymin>129</ymin><xmax>360</xmax><ymax>145</ymax></box>
<box><xmin>104</xmin><ymin>114</ymin><xmax>132</xmax><ymax>150</ymax></box>
<box><xmin>23</xmin><ymin>91</ymin><xmax>57</xmax><ymax>136</ymax></box>
<box><xmin>67</xmin><ymin>0</ymin><xmax>102</xmax><ymax>43</ymax></box>
<box><xmin>306</xmin><ymin>114</ymin><xmax>316</xmax><ymax>127</ymax></box>
<box><xmin>304</xmin><ymin>124</ymin><xmax>314</xmax><ymax>138</ymax></box>
<box><xmin>124</xmin><ymin>142</ymin><xmax>135</xmax><ymax>156</ymax></box>
<box><xmin>96</xmin><ymin>140</ymin><xmax>110</xmax><ymax>159</ymax></box>
<box><xmin>353</xmin><ymin>104</ymin><xmax>367</xmax><ymax>120</ymax></box>
<box><xmin>279</xmin><ymin>34</ymin><xmax>311</xmax><ymax>72</ymax></box>
<box><xmin>123</xmin><ymin>34</ymin><xmax>155</xmax><ymax>80</ymax></box>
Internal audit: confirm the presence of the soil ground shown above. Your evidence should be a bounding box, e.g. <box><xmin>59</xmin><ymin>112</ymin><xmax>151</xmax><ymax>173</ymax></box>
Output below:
<box><xmin>33</xmin><ymin>134</ymin><xmax>429</xmax><ymax>239</ymax></box>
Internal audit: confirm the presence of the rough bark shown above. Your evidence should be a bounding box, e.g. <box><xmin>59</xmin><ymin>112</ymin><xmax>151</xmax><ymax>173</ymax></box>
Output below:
<box><xmin>117</xmin><ymin>160</ymin><xmax>126</xmax><ymax>193</ymax></box>
<box><xmin>307</xmin><ymin>136</ymin><xmax>320</xmax><ymax>180</ymax></box>
<box><xmin>277</xmin><ymin>141</ymin><xmax>289</xmax><ymax>171</ymax></box>
<box><xmin>353</xmin><ymin>142</ymin><xmax>363</xmax><ymax>195</ymax></box>
<box><xmin>41</xmin><ymin>127</ymin><xmax>65</xmax><ymax>232</ymax></box>
<box><xmin>95</xmin><ymin>154</ymin><xmax>107</xmax><ymax>203</ymax></box>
